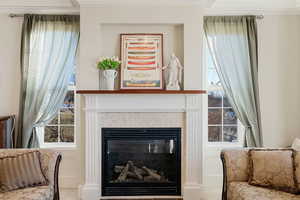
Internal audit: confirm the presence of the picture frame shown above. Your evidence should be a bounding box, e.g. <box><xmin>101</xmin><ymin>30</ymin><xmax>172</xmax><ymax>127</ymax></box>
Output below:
<box><xmin>120</xmin><ymin>33</ymin><xmax>163</xmax><ymax>90</ymax></box>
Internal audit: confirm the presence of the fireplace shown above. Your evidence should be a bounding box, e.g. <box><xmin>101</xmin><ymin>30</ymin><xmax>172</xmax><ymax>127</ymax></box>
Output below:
<box><xmin>102</xmin><ymin>128</ymin><xmax>181</xmax><ymax>196</ymax></box>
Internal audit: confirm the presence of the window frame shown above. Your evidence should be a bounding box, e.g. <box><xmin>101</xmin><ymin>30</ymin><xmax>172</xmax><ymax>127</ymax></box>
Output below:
<box><xmin>38</xmin><ymin>85</ymin><xmax>77</xmax><ymax>149</ymax></box>
<box><xmin>203</xmin><ymin>39</ymin><xmax>244</xmax><ymax>148</ymax></box>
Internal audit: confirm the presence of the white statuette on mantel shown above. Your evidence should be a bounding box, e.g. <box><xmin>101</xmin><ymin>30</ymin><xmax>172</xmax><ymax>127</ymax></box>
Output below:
<box><xmin>163</xmin><ymin>53</ymin><xmax>183</xmax><ymax>90</ymax></box>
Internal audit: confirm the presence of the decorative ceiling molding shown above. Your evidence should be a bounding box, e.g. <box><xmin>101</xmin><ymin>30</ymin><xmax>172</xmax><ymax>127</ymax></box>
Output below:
<box><xmin>0</xmin><ymin>0</ymin><xmax>300</xmax><ymax>15</ymax></box>
<box><xmin>0</xmin><ymin>0</ymin><xmax>80</xmax><ymax>14</ymax></box>
<box><xmin>76</xmin><ymin>0</ymin><xmax>202</xmax><ymax>6</ymax></box>
<box><xmin>204</xmin><ymin>0</ymin><xmax>300</xmax><ymax>15</ymax></box>
<box><xmin>0</xmin><ymin>7</ymin><xmax>79</xmax><ymax>14</ymax></box>
<box><xmin>0</xmin><ymin>0</ymin><xmax>74</xmax><ymax>8</ymax></box>
<box><xmin>211</xmin><ymin>0</ymin><xmax>296</xmax><ymax>9</ymax></box>
<box><xmin>204</xmin><ymin>7</ymin><xmax>300</xmax><ymax>16</ymax></box>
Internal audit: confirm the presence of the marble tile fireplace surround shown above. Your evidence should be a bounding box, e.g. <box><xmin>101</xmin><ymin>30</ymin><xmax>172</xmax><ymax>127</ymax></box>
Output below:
<box><xmin>79</xmin><ymin>94</ymin><xmax>203</xmax><ymax>200</ymax></box>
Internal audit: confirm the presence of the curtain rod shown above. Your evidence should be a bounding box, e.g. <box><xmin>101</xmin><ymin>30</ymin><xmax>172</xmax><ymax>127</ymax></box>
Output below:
<box><xmin>204</xmin><ymin>14</ymin><xmax>264</xmax><ymax>19</ymax></box>
<box><xmin>9</xmin><ymin>13</ymin><xmax>80</xmax><ymax>18</ymax></box>
<box><xmin>9</xmin><ymin>14</ymin><xmax>24</xmax><ymax>18</ymax></box>
<box><xmin>9</xmin><ymin>13</ymin><xmax>264</xmax><ymax>19</ymax></box>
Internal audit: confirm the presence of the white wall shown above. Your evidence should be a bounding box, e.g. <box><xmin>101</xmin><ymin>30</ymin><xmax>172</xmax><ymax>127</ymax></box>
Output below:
<box><xmin>258</xmin><ymin>15</ymin><xmax>300</xmax><ymax>147</ymax></box>
<box><xmin>0</xmin><ymin>14</ymin><xmax>22</xmax><ymax>119</ymax></box>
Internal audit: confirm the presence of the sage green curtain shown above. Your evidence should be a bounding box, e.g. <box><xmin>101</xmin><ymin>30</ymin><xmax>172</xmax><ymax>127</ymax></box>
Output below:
<box><xmin>17</xmin><ymin>15</ymin><xmax>80</xmax><ymax>148</ymax></box>
<box><xmin>204</xmin><ymin>16</ymin><xmax>263</xmax><ymax>147</ymax></box>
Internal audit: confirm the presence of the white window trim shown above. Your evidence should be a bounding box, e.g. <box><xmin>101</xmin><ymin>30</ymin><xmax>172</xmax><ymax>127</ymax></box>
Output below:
<box><xmin>38</xmin><ymin>85</ymin><xmax>77</xmax><ymax>149</ymax></box>
<box><xmin>203</xmin><ymin>38</ymin><xmax>244</xmax><ymax>148</ymax></box>
<box><xmin>38</xmin><ymin>127</ymin><xmax>76</xmax><ymax>149</ymax></box>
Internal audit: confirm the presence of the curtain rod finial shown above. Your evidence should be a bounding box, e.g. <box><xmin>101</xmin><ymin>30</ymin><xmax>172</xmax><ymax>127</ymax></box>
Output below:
<box><xmin>9</xmin><ymin>14</ymin><xmax>24</xmax><ymax>18</ymax></box>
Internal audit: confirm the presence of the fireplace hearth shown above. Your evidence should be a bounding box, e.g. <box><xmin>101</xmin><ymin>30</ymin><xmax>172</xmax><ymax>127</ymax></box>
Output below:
<box><xmin>102</xmin><ymin>128</ymin><xmax>181</xmax><ymax>196</ymax></box>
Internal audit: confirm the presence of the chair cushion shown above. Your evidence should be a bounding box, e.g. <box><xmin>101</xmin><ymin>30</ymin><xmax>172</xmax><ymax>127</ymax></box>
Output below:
<box><xmin>228</xmin><ymin>182</ymin><xmax>300</xmax><ymax>200</ymax></box>
<box><xmin>248</xmin><ymin>149</ymin><xmax>298</xmax><ymax>194</ymax></box>
<box><xmin>0</xmin><ymin>151</ymin><xmax>47</xmax><ymax>192</ymax></box>
<box><xmin>0</xmin><ymin>185</ymin><xmax>52</xmax><ymax>200</ymax></box>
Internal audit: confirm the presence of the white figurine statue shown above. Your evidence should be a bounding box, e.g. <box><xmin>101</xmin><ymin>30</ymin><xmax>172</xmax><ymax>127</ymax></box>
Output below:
<box><xmin>163</xmin><ymin>53</ymin><xmax>183</xmax><ymax>90</ymax></box>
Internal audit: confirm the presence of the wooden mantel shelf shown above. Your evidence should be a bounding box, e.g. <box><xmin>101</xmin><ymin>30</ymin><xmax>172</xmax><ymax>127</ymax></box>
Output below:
<box><xmin>76</xmin><ymin>90</ymin><xmax>206</xmax><ymax>94</ymax></box>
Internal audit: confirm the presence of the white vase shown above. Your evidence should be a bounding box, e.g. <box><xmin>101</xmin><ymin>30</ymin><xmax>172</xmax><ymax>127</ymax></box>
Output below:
<box><xmin>102</xmin><ymin>70</ymin><xmax>118</xmax><ymax>90</ymax></box>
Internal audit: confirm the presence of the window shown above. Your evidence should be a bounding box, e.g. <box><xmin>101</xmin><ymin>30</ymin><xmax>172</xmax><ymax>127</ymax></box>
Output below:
<box><xmin>205</xmin><ymin>45</ymin><xmax>242</xmax><ymax>144</ymax></box>
<box><xmin>39</xmin><ymin>72</ymin><xmax>76</xmax><ymax>147</ymax></box>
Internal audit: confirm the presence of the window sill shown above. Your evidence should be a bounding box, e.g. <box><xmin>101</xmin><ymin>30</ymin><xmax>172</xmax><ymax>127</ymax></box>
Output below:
<box><xmin>206</xmin><ymin>143</ymin><xmax>243</xmax><ymax>149</ymax></box>
<box><xmin>39</xmin><ymin>143</ymin><xmax>77</xmax><ymax>150</ymax></box>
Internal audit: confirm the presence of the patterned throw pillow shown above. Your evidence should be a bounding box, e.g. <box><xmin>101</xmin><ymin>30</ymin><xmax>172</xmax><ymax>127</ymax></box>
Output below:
<box><xmin>248</xmin><ymin>149</ymin><xmax>298</xmax><ymax>194</ymax></box>
<box><xmin>0</xmin><ymin>151</ymin><xmax>48</xmax><ymax>192</ymax></box>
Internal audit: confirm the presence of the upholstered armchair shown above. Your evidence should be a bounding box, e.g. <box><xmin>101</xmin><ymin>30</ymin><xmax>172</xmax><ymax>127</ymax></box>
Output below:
<box><xmin>0</xmin><ymin>149</ymin><xmax>62</xmax><ymax>200</ymax></box>
<box><xmin>221</xmin><ymin>149</ymin><xmax>300</xmax><ymax>200</ymax></box>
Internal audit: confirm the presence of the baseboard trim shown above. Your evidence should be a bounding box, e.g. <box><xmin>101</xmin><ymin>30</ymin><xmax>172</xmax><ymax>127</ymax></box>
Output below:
<box><xmin>79</xmin><ymin>184</ymin><xmax>101</xmax><ymax>200</ymax></box>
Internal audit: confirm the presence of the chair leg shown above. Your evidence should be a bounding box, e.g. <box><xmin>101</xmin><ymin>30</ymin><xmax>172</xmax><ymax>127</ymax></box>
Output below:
<box><xmin>53</xmin><ymin>155</ymin><xmax>62</xmax><ymax>200</ymax></box>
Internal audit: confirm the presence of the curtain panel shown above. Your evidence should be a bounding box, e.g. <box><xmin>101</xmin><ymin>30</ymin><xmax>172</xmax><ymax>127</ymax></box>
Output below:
<box><xmin>204</xmin><ymin>16</ymin><xmax>263</xmax><ymax>147</ymax></box>
<box><xmin>17</xmin><ymin>14</ymin><xmax>80</xmax><ymax>148</ymax></box>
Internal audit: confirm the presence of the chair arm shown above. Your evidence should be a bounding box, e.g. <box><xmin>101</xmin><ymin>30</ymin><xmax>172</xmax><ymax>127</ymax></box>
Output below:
<box><xmin>53</xmin><ymin>154</ymin><xmax>62</xmax><ymax>200</ymax></box>
<box><xmin>220</xmin><ymin>149</ymin><xmax>249</xmax><ymax>200</ymax></box>
<box><xmin>39</xmin><ymin>150</ymin><xmax>62</xmax><ymax>200</ymax></box>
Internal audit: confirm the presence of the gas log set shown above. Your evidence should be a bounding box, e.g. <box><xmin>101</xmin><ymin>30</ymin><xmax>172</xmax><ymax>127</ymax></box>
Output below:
<box><xmin>111</xmin><ymin>160</ymin><xmax>169</xmax><ymax>183</ymax></box>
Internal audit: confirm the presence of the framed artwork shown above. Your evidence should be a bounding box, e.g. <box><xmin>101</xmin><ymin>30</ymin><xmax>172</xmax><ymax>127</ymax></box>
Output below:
<box><xmin>120</xmin><ymin>33</ymin><xmax>163</xmax><ymax>90</ymax></box>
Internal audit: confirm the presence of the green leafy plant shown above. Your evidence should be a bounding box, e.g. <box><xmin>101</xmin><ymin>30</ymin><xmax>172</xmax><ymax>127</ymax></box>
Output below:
<box><xmin>97</xmin><ymin>56</ymin><xmax>121</xmax><ymax>70</ymax></box>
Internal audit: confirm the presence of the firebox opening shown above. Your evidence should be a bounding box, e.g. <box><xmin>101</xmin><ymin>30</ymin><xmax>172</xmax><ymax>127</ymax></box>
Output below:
<box><xmin>102</xmin><ymin>128</ymin><xmax>181</xmax><ymax>196</ymax></box>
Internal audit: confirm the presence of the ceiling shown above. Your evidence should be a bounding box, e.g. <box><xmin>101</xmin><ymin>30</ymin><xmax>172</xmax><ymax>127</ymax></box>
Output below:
<box><xmin>0</xmin><ymin>0</ymin><xmax>299</xmax><ymax>14</ymax></box>
<box><xmin>205</xmin><ymin>0</ymin><xmax>300</xmax><ymax>15</ymax></box>
<box><xmin>0</xmin><ymin>0</ymin><xmax>79</xmax><ymax>8</ymax></box>
<box><xmin>0</xmin><ymin>0</ymin><xmax>79</xmax><ymax>13</ymax></box>
<box><xmin>211</xmin><ymin>0</ymin><xmax>296</xmax><ymax>9</ymax></box>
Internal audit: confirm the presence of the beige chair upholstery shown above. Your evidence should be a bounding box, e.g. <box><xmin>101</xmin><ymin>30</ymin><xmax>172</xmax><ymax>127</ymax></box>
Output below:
<box><xmin>0</xmin><ymin>149</ymin><xmax>62</xmax><ymax>200</ymax></box>
<box><xmin>228</xmin><ymin>182</ymin><xmax>300</xmax><ymax>200</ymax></box>
<box><xmin>0</xmin><ymin>186</ymin><xmax>52</xmax><ymax>200</ymax></box>
<box><xmin>221</xmin><ymin>149</ymin><xmax>300</xmax><ymax>200</ymax></box>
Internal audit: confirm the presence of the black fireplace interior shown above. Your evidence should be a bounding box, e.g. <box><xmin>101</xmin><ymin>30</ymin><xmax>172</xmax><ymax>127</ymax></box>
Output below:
<box><xmin>102</xmin><ymin>128</ymin><xmax>181</xmax><ymax>196</ymax></box>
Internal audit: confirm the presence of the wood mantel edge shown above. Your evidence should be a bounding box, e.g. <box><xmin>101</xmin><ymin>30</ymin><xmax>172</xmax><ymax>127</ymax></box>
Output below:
<box><xmin>76</xmin><ymin>90</ymin><xmax>206</xmax><ymax>94</ymax></box>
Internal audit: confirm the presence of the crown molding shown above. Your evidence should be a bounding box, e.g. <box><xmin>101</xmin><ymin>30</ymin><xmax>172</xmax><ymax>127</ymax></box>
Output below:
<box><xmin>77</xmin><ymin>0</ymin><xmax>202</xmax><ymax>6</ymax></box>
<box><xmin>1</xmin><ymin>0</ymin><xmax>300</xmax><ymax>15</ymax></box>
<box><xmin>204</xmin><ymin>7</ymin><xmax>300</xmax><ymax>16</ymax></box>
<box><xmin>0</xmin><ymin>0</ymin><xmax>74</xmax><ymax>8</ymax></box>
<box><xmin>0</xmin><ymin>7</ymin><xmax>79</xmax><ymax>14</ymax></box>
<box><xmin>0</xmin><ymin>0</ymin><xmax>80</xmax><ymax>14</ymax></box>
